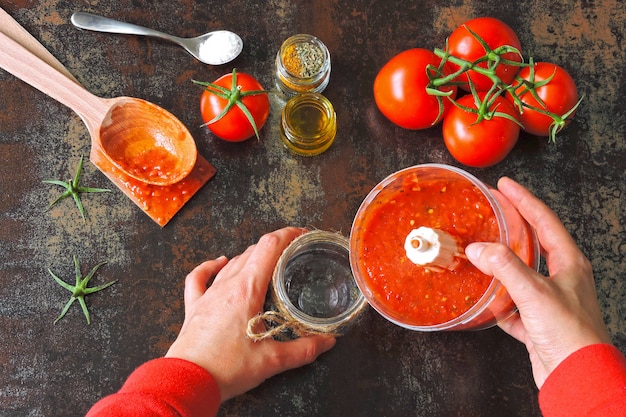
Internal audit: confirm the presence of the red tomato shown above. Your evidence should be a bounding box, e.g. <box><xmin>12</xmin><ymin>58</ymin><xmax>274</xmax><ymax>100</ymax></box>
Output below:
<box><xmin>447</xmin><ymin>17</ymin><xmax>523</xmax><ymax>92</ymax></box>
<box><xmin>373</xmin><ymin>48</ymin><xmax>458</xmax><ymax>130</ymax></box>
<box><xmin>443</xmin><ymin>93</ymin><xmax>520</xmax><ymax>168</ymax></box>
<box><xmin>199</xmin><ymin>71</ymin><xmax>270</xmax><ymax>142</ymax></box>
<box><xmin>509</xmin><ymin>62</ymin><xmax>579</xmax><ymax>137</ymax></box>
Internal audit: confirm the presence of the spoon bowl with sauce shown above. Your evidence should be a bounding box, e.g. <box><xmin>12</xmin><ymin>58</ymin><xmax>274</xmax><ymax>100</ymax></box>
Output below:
<box><xmin>0</xmin><ymin>32</ymin><xmax>197</xmax><ymax>186</ymax></box>
<box><xmin>71</xmin><ymin>12</ymin><xmax>243</xmax><ymax>66</ymax></box>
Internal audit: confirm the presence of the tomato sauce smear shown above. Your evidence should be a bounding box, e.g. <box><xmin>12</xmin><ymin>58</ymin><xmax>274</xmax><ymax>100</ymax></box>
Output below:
<box><xmin>115</xmin><ymin>147</ymin><xmax>180</xmax><ymax>183</ymax></box>
<box><xmin>354</xmin><ymin>173</ymin><xmax>500</xmax><ymax>326</ymax></box>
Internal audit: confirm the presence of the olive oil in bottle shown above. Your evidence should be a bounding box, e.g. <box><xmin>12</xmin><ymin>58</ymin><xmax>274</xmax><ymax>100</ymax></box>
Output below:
<box><xmin>280</xmin><ymin>93</ymin><xmax>337</xmax><ymax>156</ymax></box>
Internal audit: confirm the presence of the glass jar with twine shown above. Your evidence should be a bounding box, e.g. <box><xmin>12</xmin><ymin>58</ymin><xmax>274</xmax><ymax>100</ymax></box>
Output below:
<box><xmin>247</xmin><ymin>230</ymin><xmax>367</xmax><ymax>340</ymax></box>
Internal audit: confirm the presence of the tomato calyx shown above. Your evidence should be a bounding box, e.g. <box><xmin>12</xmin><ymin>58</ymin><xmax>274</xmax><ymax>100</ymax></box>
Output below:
<box><xmin>193</xmin><ymin>69</ymin><xmax>268</xmax><ymax>140</ymax></box>
<box><xmin>536</xmin><ymin>94</ymin><xmax>583</xmax><ymax>142</ymax></box>
<box><xmin>507</xmin><ymin>58</ymin><xmax>584</xmax><ymax>142</ymax></box>
<box><xmin>450</xmin><ymin>81</ymin><xmax>521</xmax><ymax>127</ymax></box>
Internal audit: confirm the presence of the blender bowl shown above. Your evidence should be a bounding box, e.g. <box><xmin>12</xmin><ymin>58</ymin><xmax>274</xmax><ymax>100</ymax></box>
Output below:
<box><xmin>349</xmin><ymin>164</ymin><xmax>539</xmax><ymax>331</ymax></box>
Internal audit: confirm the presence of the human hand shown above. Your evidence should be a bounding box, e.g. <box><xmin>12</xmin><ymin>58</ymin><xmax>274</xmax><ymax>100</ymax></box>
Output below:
<box><xmin>165</xmin><ymin>227</ymin><xmax>337</xmax><ymax>401</ymax></box>
<box><xmin>465</xmin><ymin>177</ymin><xmax>611</xmax><ymax>388</ymax></box>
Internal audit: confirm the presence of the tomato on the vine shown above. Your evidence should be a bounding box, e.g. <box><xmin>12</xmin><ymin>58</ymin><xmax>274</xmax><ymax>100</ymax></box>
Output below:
<box><xmin>447</xmin><ymin>17</ymin><xmax>523</xmax><ymax>92</ymax></box>
<box><xmin>508</xmin><ymin>62</ymin><xmax>579</xmax><ymax>138</ymax></box>
<box><xmin>443</xmin><ymin>93</ymin><xmax>520</xmax><ymax>168</ymax></box>
<box><xmin>373</xmin><ymin>48</ymin><xmax>458</xmax><ymax>130</ymax></box>
<box><xmin>197</xmin><ymin>70</ymin><xmax>270</xmax><ymax>142</ymax></box>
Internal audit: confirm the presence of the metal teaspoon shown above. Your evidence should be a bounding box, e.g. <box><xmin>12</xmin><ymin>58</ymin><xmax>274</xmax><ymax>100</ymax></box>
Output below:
<box><xmin>71</xmin><ymin>12</ymin><xmax>243</xmax><ymax>65</ymax></box>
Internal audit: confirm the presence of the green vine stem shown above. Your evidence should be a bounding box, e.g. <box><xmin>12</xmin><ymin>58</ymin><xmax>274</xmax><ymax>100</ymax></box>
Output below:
<box><xmin>451</xmin><ymin>77</ymin><xmax>522</xmax><ymax>127</ymax></box>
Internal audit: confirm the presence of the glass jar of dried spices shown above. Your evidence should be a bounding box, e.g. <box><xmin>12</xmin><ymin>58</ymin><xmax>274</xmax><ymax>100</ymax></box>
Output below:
<box><xmin>275</xmin><ymin>34</ymin><xmax>331</xmax><ymax>96</ymax></box>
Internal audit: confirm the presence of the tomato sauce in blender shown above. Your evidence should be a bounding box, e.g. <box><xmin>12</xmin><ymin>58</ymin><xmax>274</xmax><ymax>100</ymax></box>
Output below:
<box><xmin>355</xmin><ymin>174</ymin><xmax>501</xmax><ymax>325</ymax></box>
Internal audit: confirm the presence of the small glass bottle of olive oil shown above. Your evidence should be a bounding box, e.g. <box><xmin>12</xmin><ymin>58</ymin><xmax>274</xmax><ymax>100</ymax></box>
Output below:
<box><xmin>275</xmin><ymin>34</ymin><xmax>331</xmax><ymax>96</ymax></box>
<box><xmin>280</xmin><ymin>93</ymin><xmax>337</xmax><ymax>156</ymax></box>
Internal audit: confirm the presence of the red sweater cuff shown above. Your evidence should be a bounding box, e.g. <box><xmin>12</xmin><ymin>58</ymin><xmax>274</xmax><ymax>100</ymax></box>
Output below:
<box><xmin>86</xmin><ymin>358</ymin><xmax>221</xmax><ymax>417</ymax></box>
<box><xmin>538</xmin><ymin>344</ymin><xmax>626</xmax><ymax>417</ymax></box>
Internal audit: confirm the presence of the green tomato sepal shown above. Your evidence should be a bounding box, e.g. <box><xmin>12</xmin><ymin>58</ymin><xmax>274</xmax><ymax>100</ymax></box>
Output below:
<box><xmin>193</xmin><ymin>69</ymin><xmax>268</xmax><ymax>140</ymax></box>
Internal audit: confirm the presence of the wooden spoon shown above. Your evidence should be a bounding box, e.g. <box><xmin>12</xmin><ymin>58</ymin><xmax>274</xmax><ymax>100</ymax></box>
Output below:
<box><xmin>0</xmin><ymin>31</ymin><xmax>197</xmax><ymax>186</ymax></box>
<box><xmin>0</xmin><ymin>7</ymin><xmax>79</xmax><ymax>83</ymax></box>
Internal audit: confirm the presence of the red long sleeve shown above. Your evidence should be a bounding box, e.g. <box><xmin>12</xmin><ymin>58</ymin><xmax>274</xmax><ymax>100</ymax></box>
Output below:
<box><xmin>539</xmin><ymin>344</ymin><xmax>626</xmax><ymax>417</ymax></box>
<box><xmin>86</xmin><ymin>358</ymin><xmax>221</xmax><ymax>417</ymax></box>
<box><xmin>85</xmin><ymin>344</ymin><xmax>626</xmax><ymax>416</ymax></box>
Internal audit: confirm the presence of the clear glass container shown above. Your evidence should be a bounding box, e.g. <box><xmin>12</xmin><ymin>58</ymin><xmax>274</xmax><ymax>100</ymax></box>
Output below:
<box><xmin>275</xmin><ymin>34</ymin><xmax>331</xmax><ymax>96</ymax></box>
<box><xmin>280</xmin><ymin>93</ymin><xmax>337</xmax><ymax>156</ymax></box>
<box><xmin>273</xmin><ymin>230</ymin><xmax>367</xmax><ymax>334</ymax></box>
<box><xmin>349</xmin><ymin>164</ymin><xmax>540</xmax><ymax>331</ymax></box>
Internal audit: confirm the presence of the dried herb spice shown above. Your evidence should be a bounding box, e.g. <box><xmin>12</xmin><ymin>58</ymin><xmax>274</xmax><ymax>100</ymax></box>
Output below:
<box><xmin>282</xmin><ymin>42</ymin><xmax>325</xmax><ymax>77</ymax></box>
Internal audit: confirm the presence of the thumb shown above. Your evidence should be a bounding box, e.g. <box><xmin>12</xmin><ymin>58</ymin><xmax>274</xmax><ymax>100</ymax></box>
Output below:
<box><xmin>465</xmin><ymin>242</ymin><xmax>542</xmax><ymax>304</ymax></box>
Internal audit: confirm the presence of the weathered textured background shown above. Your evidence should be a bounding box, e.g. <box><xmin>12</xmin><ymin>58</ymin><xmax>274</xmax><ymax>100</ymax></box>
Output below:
<box><xmin>1</xmin><ymin>1</ymin><xmax>624</xmax><ymax>416</ymax></box>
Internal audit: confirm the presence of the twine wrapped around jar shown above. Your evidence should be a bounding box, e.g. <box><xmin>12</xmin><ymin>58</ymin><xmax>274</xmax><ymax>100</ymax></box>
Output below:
<box><xmin>246</xmin><ymin>301</ymin><xmax>346</xmax><ymax>341</ymax></box>
<box><xmin>246</xmin><ymin>230</ymin><xmax>367</xmax><ymax>342</ymax></box>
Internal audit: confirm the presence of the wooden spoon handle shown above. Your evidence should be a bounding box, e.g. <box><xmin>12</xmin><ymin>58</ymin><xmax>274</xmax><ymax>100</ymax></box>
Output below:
<box><xmin>0</xmin><ymin>31</ymin><xmax>108</xmax><ymax>131</ymax></box>
<box><xmin>0</xmin><ymin>7</ymin><xmax>79</xmax><ymax>83</ymax></box>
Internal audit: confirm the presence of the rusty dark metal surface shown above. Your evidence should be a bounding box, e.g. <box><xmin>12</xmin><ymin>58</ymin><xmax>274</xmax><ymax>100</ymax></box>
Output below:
<box><xmin>1</xmin><ymin>1</ymin><xmax>624</xmax><ymax>416</ymax></box>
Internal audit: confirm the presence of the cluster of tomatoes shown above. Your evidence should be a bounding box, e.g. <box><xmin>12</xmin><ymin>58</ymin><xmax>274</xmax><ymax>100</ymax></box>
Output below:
<box><xmin>373</xmin><ymin>17</ymin><xmax>581</xmax><ymax>168</ymax></box>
